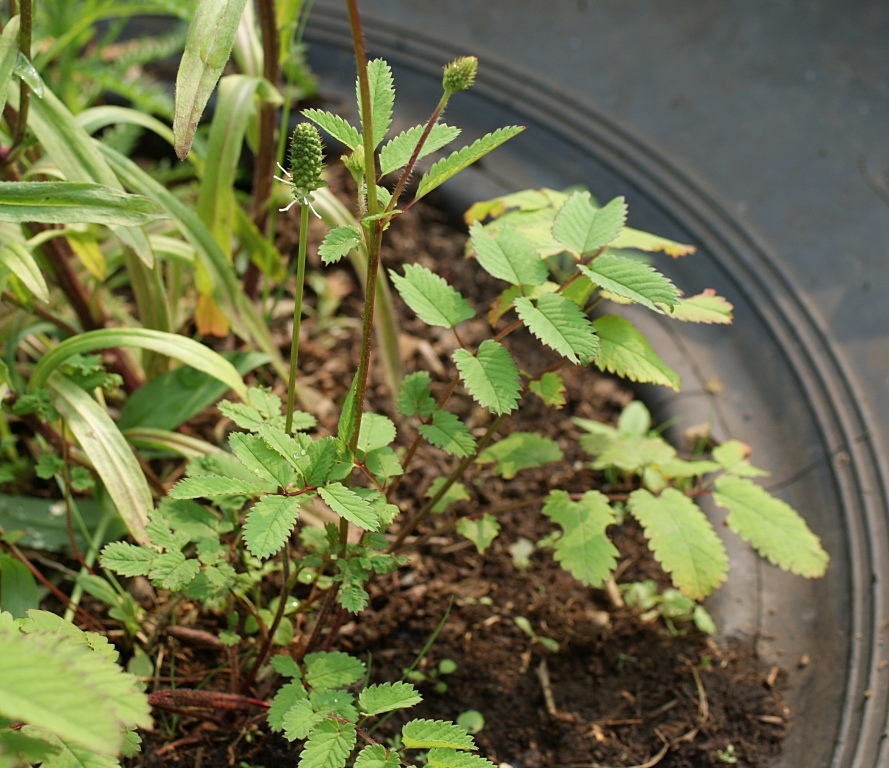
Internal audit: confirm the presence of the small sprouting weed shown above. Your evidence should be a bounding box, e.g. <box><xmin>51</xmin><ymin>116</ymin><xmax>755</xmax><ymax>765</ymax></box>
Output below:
<box><xmin>277</xmin><ymin>122</ymin><xmax>325</xmax><ymax>212</ymax></box>
<box><xmin>717</xmin><ymin>744</ymin><xmax>739</xmax><ymax>764</ymax></box>
<box><xmin>442</xmin><ymin>56</ymin><xmax>478</xmax><ymax>94</ymax></box>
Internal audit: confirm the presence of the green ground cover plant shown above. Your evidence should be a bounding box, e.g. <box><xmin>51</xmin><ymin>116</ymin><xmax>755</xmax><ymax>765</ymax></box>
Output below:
<box><xmin>0</xmin><ymin>1</ymin><xmax>828</xmax><ymax>766</ymax></box>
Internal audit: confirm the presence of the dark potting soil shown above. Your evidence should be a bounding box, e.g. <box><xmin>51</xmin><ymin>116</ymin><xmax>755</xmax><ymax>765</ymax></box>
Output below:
<box><xmin>126</xmin><ymin>176</ymin><xmax>789</xmax><ymax>768</ymax></box>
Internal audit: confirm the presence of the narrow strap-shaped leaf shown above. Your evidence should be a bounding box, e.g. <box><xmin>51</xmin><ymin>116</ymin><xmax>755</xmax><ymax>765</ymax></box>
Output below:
<box><xmin>452</xmin><ymin>340</ymin><xmax>521</xmax><ymax>415</ymax></box>
<box><xmin>579</xmin><ymin>252</ymin><xmax>680</xmax><ymax>311</ymax></box>
<box><xmin>628</xmin><ymin>488</ymin><xmax>729</xmax><ymax>599</ymax></box>
<box><xmin>553</xmin><ymin>192</ymin><xmax>626</xmax><ymax>255</ymax></box>
<box><xmin>0</xmin><ymin>240</ymin><xmax>49</xmax><ymax>303</ymax></box>
<box><xmin>243</xmin><ymin>495</ymin><xmax>303</xmax><ymax>558</ymax></box>
<box><xmin>358</xmin><ymin>59</ymin><xmax>395</xmax><ymax>149</ymax></box>
<box><xmin>173</xmin><ymin>0</ymin><xmax>248</xmax><ymax>159</ymax></box>
<box><xmin>468</xmin><ymin>222</ymin><xmax>548</xmax><ymax>287</ymax></box>
<box><xmin>713</xmin><ymin>476</ymin><xmax>829</xmax><ymax>577</ymax></box>
<box><xmin>379</xmin><ymin>123</ymin><xmax>461</xmax><ymax>175</ymax></box>
<box><xmin>389</xmin><ymin>264</ymin><xmax>474</xmax><ymax>328</ymax></box>
<box><xmin>48</xmin><ymin>375</ymin><xmax>151</xmax><ymax>544</ymax></box>
<box><xmin>0</xmin><ymin>181</ymin><xmax>167</xmax><ymax>226</ymax></box>
<box><xmin>0</xmin><ymin>15</ymin><xmax>21</xmax><ymax>113</ymax></box>
<box><xmin>514</xmin><ymin>293</ymin><xmax>598</xmax><ymax>364</ymax></box>
<box><xmin>415</xmin><ymin>126</ymin><xmax>525</xmax><ymax>200</ymax></box>
<box><xmin>542</xmin><ymin>490</ymin><xmax>617</xmax><ymax>587</ymax></box>
<box><xmin>591</xmin><ymin>315</ymin><xmax>680</xmax><ymax>390</ymax></box>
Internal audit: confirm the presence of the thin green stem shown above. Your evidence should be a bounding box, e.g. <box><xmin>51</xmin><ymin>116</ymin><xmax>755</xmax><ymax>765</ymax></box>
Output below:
<box><xmin>285</xmin><ymin>203</ymin><xmax>310</xmax><ymax>435</ymax></box>
<box><xmin>12</xmin><ymin>0</ymin><xmax>31</xmax><ymax>151</ymax></box>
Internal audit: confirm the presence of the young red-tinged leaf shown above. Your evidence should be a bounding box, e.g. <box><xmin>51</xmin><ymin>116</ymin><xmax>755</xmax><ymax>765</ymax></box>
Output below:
<box><xmin>592</xmin><ymin>315</ymin><xmax>680</xmax><ymax>390</ymax></box>
<box><xmin>390</xmin><ymin>264</ymin><xmax>474</xmax><ymax>329</ymax></box>
<box><xmin>419</xmin><ymin>411</ymin><xmax>476</xmax><ymax>458</ymax></box>
<box><xmin>579</xmin><ymin>252</ymin><xmax>679</xmax><ymax>311</ymax></box>
<box><xmin>476</xmin><ymin>432</ymin><xmax>563</xmax><ymax>480</ymax></box>
<box><xmin>553</xmin><ymin>192</ymin><xmax>626</xmax><ymax>255</ymax></box>
<box><xmin>666</xmin><ymin>289</ymin><xmax>734</xmax><ymax>324</ymax></box>
<box><xmin>468</xmin><ymin>222</ymin><xmax>548</xmax><ymax>286</ymax></box>
<box><xmin>529</xmin><ymin>371</ymin><xmax>566</xmax><ymax>408</ymax></box>
<box><xmin>542</xmin><ymin>490</ymin><xmax>617</xmax><ymax>588</ymax></box>
<box><xmin>456</xmin><ymin>514</ymin><xmax>501</xmax><ymax>553</ymax></box>
<box><xmin>453</xmin><ymin>341</ymin><xmax>521</xmax><ymax>415</ymax></box>
<box><xmin>514</xmin><ymin>293</ymin><xmax>598</xmax><ymax>364</ymax></box>
<box><xmin>243</xmin><ymin>495</ymin><xmax>302</xmax><ymax>559</ymax></box>
<box><xmin>628</xmin><ymin>488</ymin><xmax>729</xmax><ymax>599</ymax></box>
<box><xmin>713</xmin><ymin>476</ymin><xmax>829</xmax><ymax>577</ymax></box>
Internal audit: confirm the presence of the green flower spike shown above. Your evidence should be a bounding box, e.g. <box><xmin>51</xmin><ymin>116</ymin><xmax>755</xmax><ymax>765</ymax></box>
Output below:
<box><xmin>276</xmin><ymin>122</ymin><xmax>326</xmax><ymax>213</ymax></box>
<box><xmin>442</xmin><ymin>56</ymin><xmax>478</xmax><ymax>95</ymax></box>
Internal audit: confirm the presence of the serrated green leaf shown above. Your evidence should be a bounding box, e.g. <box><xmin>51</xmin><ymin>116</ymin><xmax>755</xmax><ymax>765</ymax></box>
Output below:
<box><xmin>514</xmin><ymin>293</ymin><xmax>598</xmax><ymax>364</ymax></box>
<box><xmin>357</xmin><ymin>413</ymin><xmax>397</xmax><ymax>454</ymax></box>
<box><xmin>229</xmin><ymin>432</ymin><xmax>294</xmax><ymax>487</ymax></box>
<box><xmin>453</xmin><ymin>340</ymin><xmax>520</xmax><ymax>415</ymax></box>
<box><xmin>592</xmin><ymin>436</ymin><xmax>676</xmax><ymax>473</ymax></box>
<box><xmin>476</xmin><ymin>432</ymin><xmax>563</xmax><ymax>479</ymax></box>
<box><xmin>170</xmin><ymin>474</ymin><xmax>270</xmax><ymax>498</ymax></box>
<box><xmin>302</xmin><ymin>108</ymin><xmax>361</xmax><ymax>150</ymax></box>
<box><xmin>338</xmin><ymin>582</ymin><xmax>369</xmax><ymax>613</ymax></box>
<box><xmin>355</xmin><ymin>744</ymin><xmax>401</xmax><ymax>768</ymax></box>
<box><xmin>319</xmin><ymin>483</ymin><xmax>378</xmax><ymax>530</ymax></box>
<box><xmin>305</xmin><ymin>651</ymin><xmax>365</xmax><ymax>691</ymax></box>
<box><xmin>712</xmin><ymin>440</ymin><xmax>770</xmax><ymax>477</ymax></box>
<box><xmin>243</xmin><ymin>495</ymin><xmax>302</xmax><ymax>558</ymax></box>
<box><xmin>284</xmin><ymin>698</ymin><xmax>322</xmax><ymax>741</ymax></box>
<box><xmin>553</xmin><ymin>193</ymin><xmax>626</xmax><ymax>254</ymax></box>
<box><xmin>298</xmin><ymin>719</ymin><xmax>356</xmax><ymax>768</ymax></box>
<box><xmin>401</xmin><ymin>719</ymin><xmax>476</xmax><ymax>751</ymax></box>
<box><xmin>528</xmin><ymin>371</ymin><xmax>566</xmax><ymax>408</ymax></box>
<box><xmin>415</xmin><ymin>126</ymin><xmax>525</xmax><ymax>200</ymax></box>
<box><xmin>419</xmin><ymin>411</ymin><xmax>476</xmax><ymax>458</ymax></box>
<box><xmin>542</xmin><ymin>490</ymin><xmax>618</xmax><ymax>587</ymax></box>
<box><xmin>148</xmin><ymin>551</ymin><xmax>201</xmax><ymax>590</ymax></box>
<box><xmin>426</xmin><ymin>748</ymin><xmax>498</xmax><ymax>768</ymax></box>
<box><xmin>358</xmin><ymin>682</ymin><xmax>422</xmax><ymax>716</ymax></box>
<box><xmin>390</xmin><ymin>264</ymin><xmax>474</xmax><ymax>329</ymax></box>
<box><xmin>100</xmin><ymin>542</ymin><xmax>157</xmax><ymax>577</ymax></box>
<box><xmin>468</xmin><ymin>222</ymin><xmax>548</xmax><ymax>287</ymax></box>
<box><xmin>580</xmin><ymin>253</ymin><xmax>679</xmax><ymax>311</ymax></box>
<box><xmin>258</xmin><ymin>424</ymin><xmax>310</xmax><ymax>480</ymax></box>
<box><xmin>358</xmin><ymin>59</ymin><xmax>395</xmax><ymax>149</ymax></box>
<box><xmin>425</xmin><ymin>478</ymin><xmax>470</xmax><ymax>513</ymax></box>
<box><xmin>591</xmin><ymin>315</ymin><xmax>680</xmax><ymax>390</ymax></box>
<box><xmin>271</xmin><ymin>655</ymin><xmax>303</xmax><ymax>679</ymax></box>
<box><xmin>713</xmin><ymin>477</ymin><xmax>829</xmax><ymax>577</ymax></box>
<box><xmin>364</xmin><ymin>447</ymin><xmax>404</xmax><ymax>484</ymax></box>
<box><xmin>667</xmin><ymin>289</ymin><xmax>734</xmax><ymax>324</ymax></box>
<box><xmin>268</xmin><ymin>680</ymin><xmax>308</xmax><ymax>732</ymax></box>
<box><xmin>456</xmin><ymin>514</ymin><xmax>500</xmax><ymax>553</ymax></box>
<box><xmin>628</xmin><ymin>488</ymin><xmax>729</xmax><ymax>599</ymax></box>
<box><xmin>397</xmin><ymin>371</ymin><xmax>436</xmax><ymax>418</ymax></box>
<box><xmin>379</xmin><ymin>123</ymin><xmax>461</xmax><ymax>175</ymax></box>
<box><xmin>611</xmin><ymin>226</ymin><xmax>695</xmax><ymax>256</ymax></box>
<box><xmin>319</xmin><ymin>225</ymin><xmax>363</xmax><ymax>265</ymax></box>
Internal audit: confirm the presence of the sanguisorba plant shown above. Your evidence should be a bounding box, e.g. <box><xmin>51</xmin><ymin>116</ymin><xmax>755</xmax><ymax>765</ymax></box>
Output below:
<box><xmin>0</xmin><ymin>0</ymin><xmax>829</xmax><ymax>765</ymax></box>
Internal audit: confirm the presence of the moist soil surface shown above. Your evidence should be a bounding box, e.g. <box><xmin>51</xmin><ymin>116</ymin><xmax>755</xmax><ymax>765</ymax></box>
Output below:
<box><xmin>127</xmin><ymin>175</ymin><xmax>789</xmax><ymax>768</ymax></box>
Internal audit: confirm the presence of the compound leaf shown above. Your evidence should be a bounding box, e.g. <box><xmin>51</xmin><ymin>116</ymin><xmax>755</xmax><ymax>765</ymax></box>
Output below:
<box><xmin>390</xmin><ymin>264</ymin><xmax>474</xmax><ymax>329</ymax></box>
<box><xmin>452</xmin><ymin>340</ymin><xmax>520</xmax><ymax>415</ymax></box>
<box><xmin>628</xmin><ymin>488</ymin><xmax>729</xmax><ymax>599</ymax></box>
<box><xmin>319</xmin><ymin>483</ymin><xmax>378</xmax><ymax>531</ymax></box>
<box><xmin>415</xmin><ymin>126</ymin><xmax>525</xmax><ymax>200</ymax></box>
<box><xmin>358</xmin><ymin>682</ymin><xmax>422</xmax><ymax>716</ymax></box>
<box><xmin>379</xmin><ymin>123</ymin><xmax>461</xmax><ymax>175</ymax></box>
<box><xmin>592</xmin><ymin>315</ymin><xmax>680</xmax><ymax>390</ymax></box>
<box><xmin>401</xmin><ymin>719</ymin><xmax>476</xmax><ymax>751</ymax></box>
<box><xmin>419</xmin><ymin>411</ymin><xmax>476</xmax><ymax>458</ymax></box>
<box><xmin>580</xmin><ymin>253</ymin><xmax>679</xmax><ymax>311</ymax></box>
<box><xmin>468</xmin><ymin>222</ymin><xmax>548</xmax><ymax>286</ymax></box>
<box><xmin>298</xmin><ymin>719</ymin><xmax>356</xmax><ymax>768</ymax></box>
<box><xmin>243</xmin><ymin>495</ymin><xmax>302</xmax><ymax>558</ymax></box>
<box><xmin>713</xmin><ymin>476</ymin><xmax>829</xmax><ymax>577</ymax></box>
<box><xmin>302</xmin><ymin>108</ymin><xmax>361</xmax><ymax>150</ymax></box>
<box><xmin>514</xmin><ymin>293</ymin><xmax>598</xmax><ymax>364</ymax></box>
<box><xmin>542</xmin><ymin>490</ymin><xmax>617</xmax><ymax>587</ymax></box>
<box><xmin>476</xmin><ymin>432</ymin><xmax>562</xmax><ymax>480</ymax></box>
<box><xmin>553</xmin><ymin>192</ymin><xmax>626</xmax><ymax>254</ymax></box>
<box><xmin>319</xmin><ymin>224</ymin><xmax>363</xmax><ymax>265</ymax></box>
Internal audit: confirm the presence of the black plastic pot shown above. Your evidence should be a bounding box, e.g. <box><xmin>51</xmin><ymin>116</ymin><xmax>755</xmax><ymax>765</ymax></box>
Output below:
<box><xmin>305</xmin><ymin>5</ymin><xmax>889</xmax><ymax>767</ymax></box>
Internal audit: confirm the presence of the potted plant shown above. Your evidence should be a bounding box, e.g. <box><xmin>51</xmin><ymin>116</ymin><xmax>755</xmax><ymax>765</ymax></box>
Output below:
<box><xmin>0</xmin><ymin>2</ymin><xmax>842</xmax><ymax>767</ymax></box>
